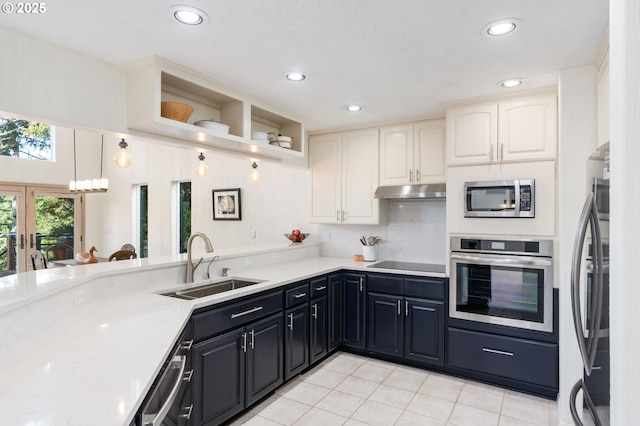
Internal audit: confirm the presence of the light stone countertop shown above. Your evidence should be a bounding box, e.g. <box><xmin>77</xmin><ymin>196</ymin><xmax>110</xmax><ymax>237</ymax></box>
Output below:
<box><xmin>0</xmin><ymin>250</ymin><xmax>446</xmax><ymax>426</ymax></box>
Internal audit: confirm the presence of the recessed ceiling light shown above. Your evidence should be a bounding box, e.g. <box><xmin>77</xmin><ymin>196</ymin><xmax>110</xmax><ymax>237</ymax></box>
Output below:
<box><xmin>483</xmin><ymin>18</ymin><xmax>521</xmax><ymax>36</ymax></box>
<box><xmin>344</xmin><ymin>105</ymin><xmax>363</xmax><ymax>112</ymax></box>
<box><xmin>499</xmin><ymin>79</ymin><xmax>522</xmax><ymax>88</ymax></box>
<box><xmin>169</xmin><ymin>5</ymin><xmax>209</xmax><ymax>25</ymax></box>
<box><xmin>284</xmin><ymin>71</ymin><xmax>308</xmax><ymax>81</ymax></box>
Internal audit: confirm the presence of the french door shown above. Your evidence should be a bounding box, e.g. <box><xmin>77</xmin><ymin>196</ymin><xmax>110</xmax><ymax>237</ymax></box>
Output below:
<box><xmin>0</xmin><ymin>184</ymin><xmax>83</xmax><ymax>275</ymax></box>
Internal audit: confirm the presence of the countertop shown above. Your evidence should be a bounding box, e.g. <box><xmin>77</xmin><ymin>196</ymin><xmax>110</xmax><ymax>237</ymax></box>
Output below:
<box><xmin>0</xmin><ymin>255</ymin><xmax>446</xmax><ymax>425</ymax></box>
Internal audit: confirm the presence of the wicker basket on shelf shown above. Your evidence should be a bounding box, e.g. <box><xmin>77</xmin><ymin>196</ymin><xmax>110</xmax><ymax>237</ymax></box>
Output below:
<box><xmin>267</xmin><ymin>132</ymin><xmax>294</xmax><ymax>149</ymax></box>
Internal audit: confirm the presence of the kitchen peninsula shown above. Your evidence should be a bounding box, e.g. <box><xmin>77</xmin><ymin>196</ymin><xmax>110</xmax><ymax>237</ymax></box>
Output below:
<box><xmin>0</xmin><ymin>244</ymin><xmax>449</xmax><ymax>425</ymax></box>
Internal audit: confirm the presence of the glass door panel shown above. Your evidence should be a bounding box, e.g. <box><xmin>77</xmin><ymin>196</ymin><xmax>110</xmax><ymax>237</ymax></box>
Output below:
<box><xmin>28</xmin><ymin>187</ymin><xmax>82</xmax><ymax>268</ymax></box>
<box><xmin>0</xmin><ymin>186</ymin><xmax>26</xmax><ymax>276</ymax></box>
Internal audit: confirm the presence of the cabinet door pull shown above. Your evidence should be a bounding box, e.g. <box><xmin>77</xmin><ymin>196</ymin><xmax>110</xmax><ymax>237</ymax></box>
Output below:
<box><xmin>30</xmin><ymin>233</ymin><xmax>34</xmax><ymax>249</ymax></box>
<box><xmin>294</xmin><ymin>292</ymin><xmax>307</xmax><ymax>299</ymax></box>
<box><xmin>336</xmin><ymin>210</ymin><xmax>340</xmax><ymax>222</ymax></box>
<box><xmin>405</xmin><ymin>300</ymin><xmax>409</xmax><ymax>316</ymax></box>
<box><xmin>288</xmin><ymin>313</ymin><xmax>294</xmax><ymax>330</ymax></box>
<box><xmin>342</xmin><ymin>210</ymin><xmax>346</xmax><ymax>222</ymax></box>
<box><xmin>312</xmin><ymin>303</ymin><xmax>318</xmax><ymax>319</ymax></box>
<box><xmin>20</xmin><ymin>234</ymin><xmax>25</xmax><ymax>249</ymax></box>
<box><xmin>250</xmin><ymin>329</ymin><xmax>255</xmax><ymax>349</ymax></box>
<box><xmin>397</xmin><ymin>300</ymin><xmax>401</xmax><ymax>315</ymax></box>
<box><xmin>231</xmin><ymin>306</ymin><xmax>263</xmax><ymax>319</ymax></box>
<box><xmin>416</xmin><ymin>169</ymin><xmax>421</xmax><ymax>182</ymax></box>
<box><xmin>482</xmin><ymin>347</ymin><xmax>514</xmax><ymax>357</ymax></box>
<box><xmin>180</xmin><ymin>339</ymin><xmax>194</xmax><ymax>351</ymax></box>
<box><xmin>489</xmin><ymin>145</ymin><xmax>494</xmax><ymax>162</ymax></box>
<box><xmin>359</xmin><ymin>277</ymin><xmax>364</xmax><ymax>291</ymax></box>
<box><xmin>409</xmin><ymin>169</ymin><xmax>413</xmax><ymax>183</ymax></box>
<box><xmin>500</xmin><ymin>143</ymin><xmax>504</xmax><ymax>162</ymax></box>
<box><xmin>242</xmin><ymin>332</ymin><xmax>247</xmax><ymax>353</ymax></box>
<box><xmin>180</xmin><ymin>404</ymin><xmax>194</xmax><ymax>420</ymax></box>
<box><xmin>315</xmin><ymin>286</ymin><xmax>327</xmax><ymax>291</ymax></box>
<box><xmin>183</xmin><ymin>369</ymin><xmax>194</xmax><ymax>383</ymax></box>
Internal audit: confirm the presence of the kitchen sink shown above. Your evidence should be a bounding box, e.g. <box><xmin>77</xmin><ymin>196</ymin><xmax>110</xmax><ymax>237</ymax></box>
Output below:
<box><xmin>162</xmin><ymin>278</ymin><xmax>264</xmax><ymax>300</ymax></box>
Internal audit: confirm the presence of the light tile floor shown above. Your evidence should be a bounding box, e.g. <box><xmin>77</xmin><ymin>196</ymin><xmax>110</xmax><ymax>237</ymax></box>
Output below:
<box><xmin>230</xmin><ymin>352</ymin><xmax>558</xmax><ymax>426</ymax></box>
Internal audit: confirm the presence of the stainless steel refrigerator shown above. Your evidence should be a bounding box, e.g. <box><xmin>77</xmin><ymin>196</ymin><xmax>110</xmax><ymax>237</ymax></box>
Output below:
<box><xmin>569</xmin><ymin>142</ymin><xmax>610</xmax><ymax>425</ymax></box>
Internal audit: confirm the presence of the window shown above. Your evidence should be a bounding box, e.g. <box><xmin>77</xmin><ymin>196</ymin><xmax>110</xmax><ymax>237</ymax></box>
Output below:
<box><xmin>0</xmin><ymin>116</ymin><xmax>53</xmax><ymax>161</ymax></box>
<box><xmin>179</xmin><ymin>182</ymin><xmax>191</xmax><ymax>254</ymax></box>
<box><xmin>138</xmin><ymin>185</ymin><xmax>148</xmax><ymax>258</ymax></box>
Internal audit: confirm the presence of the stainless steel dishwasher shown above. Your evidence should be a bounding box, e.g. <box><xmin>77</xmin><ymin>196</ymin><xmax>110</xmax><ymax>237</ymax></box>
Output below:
<box><xmin>136</xmin><ymin>326</ymin><xmax>193</xmax><ymax>426</ymax></box>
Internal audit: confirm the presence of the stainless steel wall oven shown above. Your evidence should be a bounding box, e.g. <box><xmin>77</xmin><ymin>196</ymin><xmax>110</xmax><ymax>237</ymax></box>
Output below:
<box><xmin>450</xmin><ymin>236</ymin><xmax>554</xmax><ymax>332</ymax></box>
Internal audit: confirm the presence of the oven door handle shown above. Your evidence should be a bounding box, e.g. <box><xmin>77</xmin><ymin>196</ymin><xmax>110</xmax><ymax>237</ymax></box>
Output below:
<box><xmin>141</xmin><ymin>355</ymin><xmax>187</xmax><ymax>426</ymax></box>
<box><xmin>450</xmin><ymin>253</ymin><xmax>552</xmax><ymax>267</ymax></box>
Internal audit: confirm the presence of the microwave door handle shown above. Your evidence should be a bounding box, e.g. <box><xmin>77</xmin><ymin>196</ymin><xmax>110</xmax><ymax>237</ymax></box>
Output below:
<box><xmin>450</xmin><ymin>253</ymin><xmax>552</xmax><ymax>268</ymax></box>
<box><xmin>143</xmin><ymin>355</ymin><xmax>187</xmax><ymax>426</ymax></box>
<box><xmin>514</xmin><ymin>180</ymin><xmax>521</xmax><ymax>215</ymax></box>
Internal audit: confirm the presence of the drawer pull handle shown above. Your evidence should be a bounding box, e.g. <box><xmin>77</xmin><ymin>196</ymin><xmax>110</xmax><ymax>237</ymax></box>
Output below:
<box><xmin>315</xmin><ymin>286</ymin><xmax>327</xmax><ymax>291</ymax></box>
<box><xmin>482</xmin><ymin>347</ymin><xmax>514</xmax><ymax>357</ymax></box>
<box><xmin>231</xmin><ymin>306</ymin><xmax>263</xmax><ymax>319</ymax></box>
<box><xmin>294</xmin><ymin>293</ymin><xmax>307</xmax><ymax>299</ymax></box>
<box><xmin>397</xmin><ymin>300</ymin><xmax>401</xmax><ymax>315</ymax></box>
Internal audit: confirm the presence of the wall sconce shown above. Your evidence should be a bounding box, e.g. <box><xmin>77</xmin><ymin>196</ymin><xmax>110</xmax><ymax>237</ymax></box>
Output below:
<box><xmin>195</xmin><ymin>152</ymin><xmax>208</xmax><ymax>177</ymax></box>
<box><xmin>69</xmin><ymin>132</ymin><xmax>109</xmax><ymax>193</ymax></box>
<box><xmin>113</xmin><ymin>138</ymin><xmax>133</xmax><ymax>169</ymax></box>
<box><xmin>249</xmin><ymin>161</ymin><xmax>260</xmax><ymax>183</ymax></box>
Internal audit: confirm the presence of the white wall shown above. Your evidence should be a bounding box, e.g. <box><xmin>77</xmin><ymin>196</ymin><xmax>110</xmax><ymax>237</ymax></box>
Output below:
<box><xmin>85</xmin><ymin>137</ymin><xmax>313</xmax><ymax>257</ymax></box>
<box><xmin>556</xmin><ymin>66</ymin><xmax>598</xmax><ymax>425</ymax></box>
<box><xmin>610</xmin><ymin>1</ymin><xmax>640</xmax><ymax>423</ymax></box>
<box><xmin>318</xmin><ymin>200</ymin><xmax>446</xmax><ymax>264</ymax></box>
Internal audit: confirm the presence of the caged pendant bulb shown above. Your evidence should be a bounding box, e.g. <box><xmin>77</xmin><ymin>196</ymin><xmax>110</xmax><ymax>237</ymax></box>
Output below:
<box><xmin>195</xmin><ymin>152</ymin><xmax>208</xmax><ymax>177</ymax></box>
<box><xmin>249</xmin><ymin>161</ymin><xmax>260</xmax><ymax>183</ymax></box>
<box><xmin>114</xmin><ymin>138</ymin><xmax>132</xmax><ymax>169</ymax></box>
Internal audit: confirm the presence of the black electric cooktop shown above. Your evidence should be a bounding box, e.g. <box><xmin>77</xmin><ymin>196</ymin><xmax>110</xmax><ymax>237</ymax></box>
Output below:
<box><xmin>367</xmin><ymin>261</ymin><xmax>446</xmax><ymax>274</ymax></box>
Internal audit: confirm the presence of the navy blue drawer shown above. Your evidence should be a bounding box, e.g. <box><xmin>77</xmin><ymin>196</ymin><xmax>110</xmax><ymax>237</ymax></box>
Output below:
<box><xmin>367</xmin><ymin>274</ymin><xmax>403</xmax><ymax>296</ymax></box>
<box><xmin>448</xmin><ymin>328</ymin><xmax>558</xmax><ymax>389</ymax></box>
<box><xmin>285</xmin><ymin>282</ymin><xmax>310</xmax><ymax>307</ymax></box>
<box><xmin>310</xmin><ymin>276</ymin><xmax>328</xmax><ymax>299</ymax></box>
<box><xmin>404</xmin><ymin>278</ymin><xmax>445</xmax><ymax>300</ymax></box>
<box><xmin>193</xmin><ymin>291</ymin><xmax>282</xmax><ymax>341</ymax></box>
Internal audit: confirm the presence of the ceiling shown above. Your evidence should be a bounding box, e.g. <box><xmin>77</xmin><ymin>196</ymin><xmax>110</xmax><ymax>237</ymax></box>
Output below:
<box><xmin>0</xmin><ymin>0</ymin><xmax>609</xmax><ymax>132</ymax></box>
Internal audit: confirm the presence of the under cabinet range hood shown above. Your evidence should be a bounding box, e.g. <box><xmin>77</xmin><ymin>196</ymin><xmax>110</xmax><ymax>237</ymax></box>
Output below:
<box><xmin>373</xmin><ymin>183</ymin><xmax>446</xmax><ymax>200</ymax></box>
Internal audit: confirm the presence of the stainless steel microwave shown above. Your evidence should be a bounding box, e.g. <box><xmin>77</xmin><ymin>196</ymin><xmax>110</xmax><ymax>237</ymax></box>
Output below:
<box><xmin>464</xmin><ymin>179</ymin><xmax>535</xmax><ymax>218</ymax></box>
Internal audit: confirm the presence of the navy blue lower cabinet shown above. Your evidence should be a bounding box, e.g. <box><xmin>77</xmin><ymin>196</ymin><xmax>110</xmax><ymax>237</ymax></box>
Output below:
<box><xmin>404</xmin><ymin>297</ymin><xmax>445</xmax><ymax>366</ymax></box>
<box><xmin>192</xmin><ymin>328</ymin><xmax>246</xmax><ymax>426</ymax></box>
<box><xmin>328</xmin><ymin>274</ymin><xmax>343</xmax><ymax>351</ymax></box>
<box><xmin>192</xmin><ymin>313</ymin><xmax>283</xmax><ymax>426</ymax></box>
<box><xmin>245</xmin><ymin>314</ymin><xmax>284</xmax><ymax>406</ymax></box>
<box><xmin>342</xmin><ymin>273</ymin><xmax>366</xmax><ymax>349</ymax></box>
<box><xmin>310</xmin><ymin>296</ymin><xmax>328</xmax><ymax>364</ymax></box>
<box><xmin>366</xmin><ymin>292</ymin><xmax>403</xmax><ymax>357</ymax></box>
<box><xmin>447</xmin><ymin>327</ymin><xmax>558</xmax><ymax>389</ymax></box>
<box><xmin>284</xmin><ymin>303</ymin><xmax>309</xmax><ymax>380</ymax></box>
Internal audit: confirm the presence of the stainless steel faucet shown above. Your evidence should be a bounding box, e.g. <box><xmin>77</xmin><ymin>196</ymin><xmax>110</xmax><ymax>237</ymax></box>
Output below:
<box><xmin>185</xmin><ymin>232</ymin><xmax>214</xmax><ymax>283</ymax></box>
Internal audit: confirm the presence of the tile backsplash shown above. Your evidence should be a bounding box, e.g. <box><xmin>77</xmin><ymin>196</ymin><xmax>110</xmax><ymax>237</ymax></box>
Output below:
<box><xmin>318</xmin><ymin>201</ymin><xmax>446</xmax><ymax>265</ymax></box>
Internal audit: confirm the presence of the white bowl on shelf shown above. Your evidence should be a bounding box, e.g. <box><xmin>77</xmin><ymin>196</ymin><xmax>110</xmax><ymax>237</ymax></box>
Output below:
<box><xmin>251</xmin><ymin>131</ymin><xmax>268</xmax><ymax>140</ymax></box>
<box><xmin>194</xmin><ymin>120</ymin><xmax>230</xmax><ymax>134</ymax></box>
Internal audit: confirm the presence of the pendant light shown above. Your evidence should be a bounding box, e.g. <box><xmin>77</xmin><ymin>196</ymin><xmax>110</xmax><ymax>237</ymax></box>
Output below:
<box><xmin>249</xmin><ymin>161</ymin><xmax>260</xmax><ymax>183</ymax></box>
<box><xmin>114</xmin><ymin>138</ymin><xmax>132</xmax><ymax>169</ymax></box>
<box><xmin>69</xmin><ymin>132</ymin><xmax>109</xmax><ymax>193</ymax></box>
<box><xmin>195</xmin><ymin>152</ymin><xmax>208</xmax><ymax>177</ymax></box>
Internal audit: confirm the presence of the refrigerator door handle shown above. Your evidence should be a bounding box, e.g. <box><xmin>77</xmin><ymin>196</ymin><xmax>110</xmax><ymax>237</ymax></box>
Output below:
<box><xmin>569</xmin><ymin>379</ymin><xmax>603</xmax><ymax>426</ymax></box>
<box><xmin>571</xmin><ymin>193</ymin><xmax>604</xmax><ymax>375</ymax></box>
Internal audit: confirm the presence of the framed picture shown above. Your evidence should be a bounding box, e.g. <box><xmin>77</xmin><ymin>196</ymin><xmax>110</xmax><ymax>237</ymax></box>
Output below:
<box><xmin>212</xmin><ymin>188</ymin><xmax>241</xmax><ymax>220</ymax></box>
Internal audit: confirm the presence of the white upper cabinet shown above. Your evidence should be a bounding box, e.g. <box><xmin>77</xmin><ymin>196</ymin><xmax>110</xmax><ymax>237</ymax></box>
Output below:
<box><xmin>379</xmin><ymin>119</ymin><xmax>445</xmax><ymax>186</ymax></box>
<box><xmin>310</xmin><ymin>128</ymin><xmax>385</xmax><ymax>225</ymax></box>
<box><xmin>126</xmin><ymin>56</ymin><xmax>305</xmax><ymax>160</ymax></box>
<box><xmin>446</xmin><ymin>93</ymin><xmax>557</xmax><ymax>166</ymax></box>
